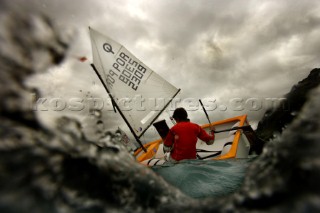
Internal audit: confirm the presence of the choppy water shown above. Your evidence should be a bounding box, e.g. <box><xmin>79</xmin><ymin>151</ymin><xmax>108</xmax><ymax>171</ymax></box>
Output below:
<box><xmin>153</xmin><ymin>158</ymin><xmax>255</xmax><ymax>198</ymax></box>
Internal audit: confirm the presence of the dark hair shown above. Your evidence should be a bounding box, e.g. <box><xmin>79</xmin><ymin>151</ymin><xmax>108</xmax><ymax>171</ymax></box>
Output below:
<box><xmin>172</xmin><ymin>107</ymin><xmax>188</xmax><ymax>121</ymax></box>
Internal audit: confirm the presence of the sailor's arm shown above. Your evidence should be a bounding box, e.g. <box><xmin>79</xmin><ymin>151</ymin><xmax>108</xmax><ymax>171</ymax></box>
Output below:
<box><xmin>198</xmin><ymin>126</ymin><xmax>215</xmax><ymax>145</ymax></box>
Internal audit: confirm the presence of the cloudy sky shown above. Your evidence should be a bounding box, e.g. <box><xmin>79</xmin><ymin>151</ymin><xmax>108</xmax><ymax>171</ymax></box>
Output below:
<box><xmin>11</xmin><ymin>0</ymin><xmax>320</xmax><ymax>142</ymax></box>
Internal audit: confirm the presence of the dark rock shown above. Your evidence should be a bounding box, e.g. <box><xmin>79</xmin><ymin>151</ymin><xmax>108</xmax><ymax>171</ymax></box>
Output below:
<box><xmin>256</xmin><ymin>68</ymin><xmax>320</xmax><ymax>143</ymax></box>
<box><xmin>0</xmin><ymin>8</ymin><xmax>187</xmax><ymax>213</ymax></box>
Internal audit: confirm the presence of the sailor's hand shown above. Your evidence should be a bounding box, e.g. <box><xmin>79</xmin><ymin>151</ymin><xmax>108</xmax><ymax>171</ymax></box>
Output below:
<box><xmin>206</xmin><ymin>140</ymin><xmax>214</xmax><ymax>145</ymax></box>
<box><xmin>209</xmin><ymin>126</ymin><xmax>216</xmax><ymax>135</ymax></box>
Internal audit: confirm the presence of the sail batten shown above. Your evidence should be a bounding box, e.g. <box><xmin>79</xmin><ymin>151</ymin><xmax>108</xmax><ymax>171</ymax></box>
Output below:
<box><xmin>89</xmin><ymin>28</ymin><xmax>180</xmax><ymax>142</ymax></box>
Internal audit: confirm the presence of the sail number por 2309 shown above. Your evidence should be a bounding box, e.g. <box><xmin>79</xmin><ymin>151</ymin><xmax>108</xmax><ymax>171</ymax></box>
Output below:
<box><xmin>106</xmin><ymin>52</ymin><xmax>147</xmax><ymax>91</ymax></box>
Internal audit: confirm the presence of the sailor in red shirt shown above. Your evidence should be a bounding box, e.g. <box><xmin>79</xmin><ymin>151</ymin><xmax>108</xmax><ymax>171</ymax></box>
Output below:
<box><xmin>163</xmin><ymin>107</ymin><xmax>215</xmax><ymax>162</ymax></box>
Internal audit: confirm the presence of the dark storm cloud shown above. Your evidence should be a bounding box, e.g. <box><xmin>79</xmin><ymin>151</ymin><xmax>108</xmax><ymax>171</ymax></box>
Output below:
<box><xmin>12</xmin><ymin>0</ymin><xmax>320</xmax><ymax>136</ymax></box>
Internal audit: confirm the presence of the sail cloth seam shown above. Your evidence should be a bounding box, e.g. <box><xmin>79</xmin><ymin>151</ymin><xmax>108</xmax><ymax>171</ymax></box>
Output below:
<box><xmin>115</xmin><ymin>46</ymin><xmax>124</xmax><ymax>57</ymax></box>
<box><xmin>143</xmin><ymin>71</ymin><xmax>153</xmax><ymax>84</ymax></box>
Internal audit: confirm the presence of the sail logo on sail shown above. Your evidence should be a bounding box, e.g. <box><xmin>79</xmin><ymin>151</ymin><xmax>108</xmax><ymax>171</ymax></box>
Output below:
<box><xmin>103</xmin><ymin>43</ymin><xmax>114</xmax><ymax>54</ymax></box>
<box><xmin>106</xmin><ymin>50</ymin><xmax>147</xmax><ymax>91</ymax></box>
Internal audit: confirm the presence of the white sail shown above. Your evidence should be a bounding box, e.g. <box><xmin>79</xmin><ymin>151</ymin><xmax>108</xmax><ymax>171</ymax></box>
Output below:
<box><xmin>89</xmin><ymin>28</ymin><xmax>180</xmax><ymax>138</ymax></box>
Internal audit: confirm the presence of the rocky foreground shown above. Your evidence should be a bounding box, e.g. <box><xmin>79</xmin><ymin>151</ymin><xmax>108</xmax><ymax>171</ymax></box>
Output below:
<box><xmin>0</xmin><ymin>8</ymin><xmax>320</xmax><ymax>213</ymax></box>
<box><xmin>256</xmin><ymin>68</ymin><xmax>320</xmax><ymax>143</ymax></box>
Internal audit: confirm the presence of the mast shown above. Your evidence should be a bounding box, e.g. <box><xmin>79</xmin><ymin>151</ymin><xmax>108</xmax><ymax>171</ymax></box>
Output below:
<box><xmin>90</xmin><ymin>64</ymin><xmax>147</xmax><ymax>152</ymax></box>
<box><xmin>138</xmin><ymin>88</ymin><xmax>181</xmax><ymax>138</ymax></box>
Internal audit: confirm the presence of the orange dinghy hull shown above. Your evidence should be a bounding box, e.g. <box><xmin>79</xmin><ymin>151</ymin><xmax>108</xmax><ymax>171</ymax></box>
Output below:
<box><xmin>134</xmin><ymin>114</ymin><xmax>253</xmax><ymax>166</ymax></box>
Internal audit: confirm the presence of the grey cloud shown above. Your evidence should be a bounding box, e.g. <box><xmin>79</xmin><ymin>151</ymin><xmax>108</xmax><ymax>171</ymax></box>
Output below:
<box><xmin>7</xmin><ymin>0</ymin><xmax>319</xmax><ymax>140</ymax></box>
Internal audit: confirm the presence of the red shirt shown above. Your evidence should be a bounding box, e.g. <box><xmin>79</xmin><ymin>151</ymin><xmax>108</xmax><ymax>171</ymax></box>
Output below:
<box><xmin>163</xmin><ymin>121</ymin><xmax>215</xmax><ymax>161</ymax></box>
